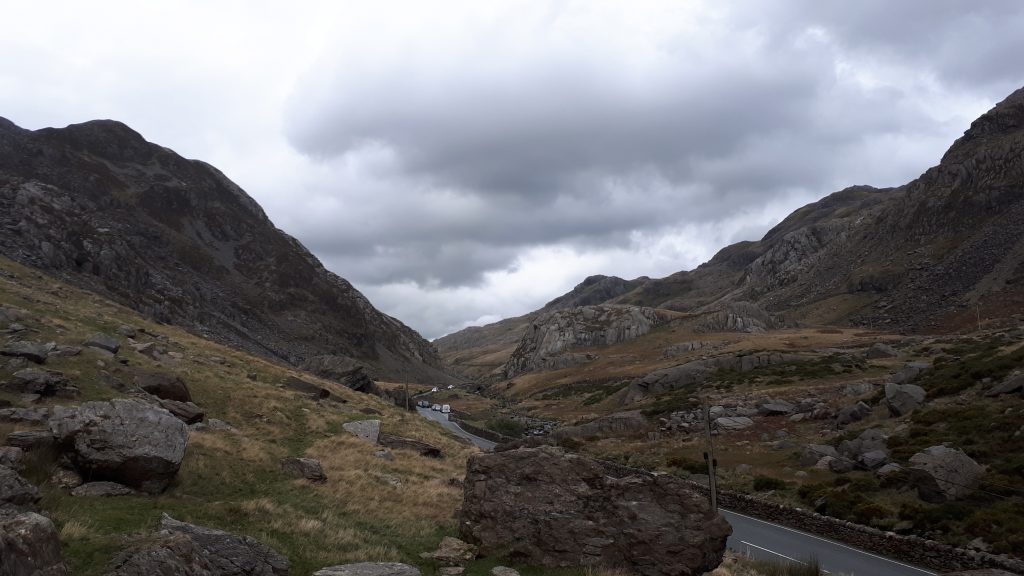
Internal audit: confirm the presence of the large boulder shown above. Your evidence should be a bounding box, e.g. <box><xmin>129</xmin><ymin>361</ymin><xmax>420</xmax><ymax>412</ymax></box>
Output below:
<box><xmin>459</xmin><ymin>446</ymin><xmax>730</xmax><ymax>576</ymax></box>
<box><xmin>909</xmin><ymin>446</ymin><xmax>984</xmax><ymax>503</ymax></box>
<box><xmin>0</xmin><ymin>509</ymin><xmax>68</xmax><ymax>576</ymax></box>
<box><xmin>313</xmin><ymin>564</ymin><xmax>421</xmax><ymax>576</ymax></box>
<box><xmin>884</xmin><ymin>383</ymin><xmax>926</xmax><ymax>416</ymax></box>
<box><xmin>0</xmin><ymin>465</ymin><xmax>40</xmax><ymax>510</ymax></box>
<box><xmin>107</xmin><ymin>514</ymin><xmax>290</xmax><ymax>576</ymax></box>
<box><xmin>49</xmin><ymin>399</ymin><xmax>187</xmax><ymax>494</ymax></box>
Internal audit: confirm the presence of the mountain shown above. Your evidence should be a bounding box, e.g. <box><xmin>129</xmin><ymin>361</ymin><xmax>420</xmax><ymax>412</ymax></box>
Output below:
<box><xmin>434</xmin><ymin>275</ymin><xmax>647</xmax><ymax>381</ymax></box>
<box><xmin>442</xmin><ymin>86</ymin><xmax>1024</xmax><ymax>375</ymax></box>
<box><xmin>0</xmin><ymin>117</ymin><xmax>452</xmax><ymax>384</ymax></box>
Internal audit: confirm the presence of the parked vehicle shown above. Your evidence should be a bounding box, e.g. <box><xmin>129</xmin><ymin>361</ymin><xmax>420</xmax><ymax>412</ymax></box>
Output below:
<box><xmin>417</xmin><ymin>400</ymin><xmax>429</xmax><ymax>408</ymax></box>
<box><xmin>447</xmin><ymin>384</ymin><xmax>455</xmax><ymax>389</ymax></box>
<box><xmin>431</xmin><ymin>404</ymin><xmax>441</xmax><ymax>411</ymax></box>
<box><xmin>441</xmin><ymin>404</ymin><xmax>451</xmax><ymax>414</ymax></box>
<box><xmin>431</xmin><ymin>386</ymin><xmax>439</xmax><ymax>393</ymax></box>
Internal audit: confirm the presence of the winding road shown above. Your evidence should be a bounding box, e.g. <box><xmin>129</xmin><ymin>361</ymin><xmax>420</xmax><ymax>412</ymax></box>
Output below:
<box><xmin>415</xmin><ymin>405</ymin><xmax>497</xmax><ymax>450</ymax></box>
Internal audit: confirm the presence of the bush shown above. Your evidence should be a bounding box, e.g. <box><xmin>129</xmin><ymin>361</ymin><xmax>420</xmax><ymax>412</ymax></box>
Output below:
<box><xmin>753</xmin><ymin>475</ymin><xmax>789</xmax><ymax>492</ymax></box>
<box><xmin>484</xmin><ymin>417</ymin><xmax>526</xmax><ymax>438</ymax></box>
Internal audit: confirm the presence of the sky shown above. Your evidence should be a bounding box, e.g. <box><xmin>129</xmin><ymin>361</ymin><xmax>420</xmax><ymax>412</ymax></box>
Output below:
<box><xmin>2</xmin><ymin>1</ymin><xmax>1022</xmax><ymax>339</ymax></box>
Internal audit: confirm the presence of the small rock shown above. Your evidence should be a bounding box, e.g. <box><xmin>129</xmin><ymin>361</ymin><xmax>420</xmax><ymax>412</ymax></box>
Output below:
<box><xmin>421</xmin><ymin>536</ymin><xmax>478</xmax><ymax>565</ymax></box>
<box><xmin>985</xmin><ymin>372</ymin><xmax>1024</xmax><ymax>397</ymax></box>
<box><xmin>714</xmin><ymin>416</ymin><xmax>753</xmax><ymax>431</ymax></box>
<box><xmin>153</xmin><ymin>398</ymin><xmax>205</xmax><ymax>425</ymax></box>
<box><xmin>828</xmin><ymin>458</ymin><xmax>855</xmax><ymax>474</ymax></box>
<box><xmin>876</xmin><ymin>463</ymin><xmax>903</xmax><ymax>478</ymax></box>
<box><xmin>865</xmin><ymin>343</ymin><xmax>899</xmax><ymax>359</ymax></box>
<box><xmin>71</xmin><ymin>481</ymin><xmax>136</xmax><ymax>497</ymax></box>
<box><xmin>734</xmin><ymin>464</ymin><xmax>752</xmax><ymax>475</ymax></box>
<box><xmin>0</xmin><ymin>447</ymin><xmax>25</xmax><ymax>470</ymax></box>
<box><xmin>117</xmin><ymin>325</ymin><xmax>138</xmax><ymax>338</ymax></box>
<box><xmin>491</xmin><ymin>567</ymin><xmax>520</xmax><ymax>576</ymax></box>
<box><xmin>374</xmin><ymin>449</ymin><xmax>394</xmax><ymax>461</ymax></box>
<box><xmin>83</xmin><ymin>333</ymin><xmax>121</xmax><ymax>354</ymax></box>
<box><xmin>439</xmin><ymin>568</ymin><xmax>464</xmax><ymax>576</ymax></box>
<box><xmin>50</xmin><ymin>468</ymin><xmax>83</xmax><ymax>489</ymax></box>
<box><xmin>280</xmin><ymin>457</ymin><xmax>327</xmax><ymax>483</ymax></box>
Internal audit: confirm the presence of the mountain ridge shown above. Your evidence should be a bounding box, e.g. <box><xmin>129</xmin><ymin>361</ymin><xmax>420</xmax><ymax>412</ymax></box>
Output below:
<box><xmin>442</xmin><ymin>86</ymin><xmax>1024</xmax><ymax>375</ymax></box>
<box><xmin>0</xmin><ymin>117</ymin><xmax>453</xmax><ymax>384</ymax></box>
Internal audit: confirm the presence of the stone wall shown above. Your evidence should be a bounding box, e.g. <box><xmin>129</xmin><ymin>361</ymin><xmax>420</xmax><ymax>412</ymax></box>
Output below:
<box><xmin>448</xmin><ymin>416</ymin><xmax>516</xmax><ymax>445</ymax></box>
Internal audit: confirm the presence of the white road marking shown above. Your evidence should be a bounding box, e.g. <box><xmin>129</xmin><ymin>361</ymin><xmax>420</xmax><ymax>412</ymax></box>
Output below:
<box><xmin>723</xmin><ymin>510</ymin><xmax>936</xmax><ymax>575</ymax></box>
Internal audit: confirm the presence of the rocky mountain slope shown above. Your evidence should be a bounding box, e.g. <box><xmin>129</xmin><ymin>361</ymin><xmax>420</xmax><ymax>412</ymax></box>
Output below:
<box><xmin>0</xmin><ymin>117</ymin><xmax>451</xmax><ymax>384</ymax></box>
<box><xmin>442</xmin><ymin>86</ymin><xmax>1024</xmax><ymax>374</ymax></box>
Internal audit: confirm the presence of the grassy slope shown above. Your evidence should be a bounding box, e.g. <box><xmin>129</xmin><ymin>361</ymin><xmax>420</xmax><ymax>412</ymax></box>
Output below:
<box><xmin>1</xmin><ymin>256</ymin><xmax>485</xmax><ymax>574</ymax></box>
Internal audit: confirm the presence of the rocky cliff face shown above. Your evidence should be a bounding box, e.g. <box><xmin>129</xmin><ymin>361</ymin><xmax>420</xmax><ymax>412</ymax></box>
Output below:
<box><xmin>0</xmin><ymin>118</ymin><xmax>450</xmax><ymax>384</ymax></box>
<box><xmin>503</xmin><ymin>305</ymin><xmax>666</xmax><ymax>378</ymax></box>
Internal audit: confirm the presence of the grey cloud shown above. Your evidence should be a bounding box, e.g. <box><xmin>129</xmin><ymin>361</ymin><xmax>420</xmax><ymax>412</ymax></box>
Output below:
<box><xmin>272</xmin><ymin>1</ymin><xmax>1024</xmax><ymax>332</ymax></box>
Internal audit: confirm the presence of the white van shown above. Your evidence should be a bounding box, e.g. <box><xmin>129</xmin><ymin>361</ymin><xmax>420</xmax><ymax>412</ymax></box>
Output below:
<box><xmin>441</xmin><ymin>404</ymin><xmax>451</xmax><ymax>414</ymax></box>
<box><xmin>431</xmin><ymin>404</ymin><xmax>441</xmax><ymax>411</ymax></box>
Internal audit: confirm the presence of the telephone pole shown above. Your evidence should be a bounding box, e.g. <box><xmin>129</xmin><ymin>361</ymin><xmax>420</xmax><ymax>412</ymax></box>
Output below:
<box><xmin>702</xmin><ymin>398</ymin><xmax>719</xmax><ymax>512</ymax></box>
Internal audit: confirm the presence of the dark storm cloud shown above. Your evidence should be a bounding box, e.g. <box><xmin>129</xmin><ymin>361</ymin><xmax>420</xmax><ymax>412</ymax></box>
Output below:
<box><xmin>279</xmin><ymin>1</ymin><xmax>1024</xmax><ymax>294</ymax></box>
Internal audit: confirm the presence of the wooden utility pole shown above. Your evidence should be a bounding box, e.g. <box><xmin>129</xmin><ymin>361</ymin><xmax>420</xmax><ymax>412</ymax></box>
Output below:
<box><xmin>702</xmin><ymin>398</ymin><xmax>719</xmax><ymax>512</ymax></box>
<box><xmin>404</xmin><ymin>381</ymin><xmax>410</xmax><ymax>411</ymax></box>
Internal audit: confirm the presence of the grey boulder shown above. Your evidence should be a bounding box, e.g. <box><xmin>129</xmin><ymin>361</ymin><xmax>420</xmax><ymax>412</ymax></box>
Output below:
<box><xmin>0</xmin><ymin>341</ymin><xmax>50</xmax><ymax>364</ymax></box>
<box><xmin>5</xmin><ymin>368</ymin><xmax>70</xmax><ymax>396</ymax></box>
<box><xmin>0</xmin><ymin>447</ymin><xmax>24</xmax><ymax>470</ymax></box>
<box><xmin>985</xmin><ymin>372</ymin><xmax>1024</xmax><ymax>397</ymax></box>
<box><xmin>83</xmin><ymin>333</ymin><xmax>120</xmax><ymax>354</ymax></box>
<box><xmin>49</xmin><ymin>399</ymin><xmax>187</xmax><ymax>494</ymax></box>
<box><xmin>343</xmin><ymin>419</ymin><xmax>381</xmax><ymax>443</ymax></box>
<box><xmin>0</xmin><ymin>509</ymin><xmax>68</xmax><ymax>575</ymax></box>
<box><xmin>884</xmin><ymin>382</ymin><xmax>926</xmax><ymax>416</ymax></box>
<box><xmin>714</xmin><ymin>416</ymin><xmax>754</xmax><ymax>431</ymax></box>
<box><xmin>314</xmin><ymin>563</ymin><xmax>421</xmax><ymax>576</ymax></box>
<box><xmin>865</xmin><ymin>343</ymin><xmax>899</xmax><ymax>359</ymax></box>
<box><xmin>909</xmin><ymin>446</ymin><xmax>984</xmax><ymax>503</ymax></box>
<box><xmin>134</xmin><ymin>372</ymin><xmax>192</xmax><ymax>402</ymax></box>
<box><xmin>71</xmin><ymin>481</ymin><xmax>136</xmax><ymax>497</ymax></box>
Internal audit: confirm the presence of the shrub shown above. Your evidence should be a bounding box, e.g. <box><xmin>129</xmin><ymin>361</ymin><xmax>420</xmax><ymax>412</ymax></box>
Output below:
<box><xmin>753</xmin><ymin>475</ymin><xmax>789</xmax><ymax>492</ymax></box>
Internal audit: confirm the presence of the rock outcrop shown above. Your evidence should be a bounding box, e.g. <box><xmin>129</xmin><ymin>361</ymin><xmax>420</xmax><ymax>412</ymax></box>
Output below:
<box><xmin>459</xmin><ymin>446</ymin><xmax>730</xmax><ymax>576</ymax></box>
<box><xmin>504</xmin><ymin>306</ymin><xmax>665</xmax><ymax>377</ymax></box>
<box><xmin>623</xmin><ymin>352</ymin><xmax>805</xmax><ymax>404</ymax></box>
<box><xmin>313</xmin><ymin>564</ymin><xmax>421</xmax><ymax>576</ymax></box>
<box><xmin>49</xmin><ymin>399</ymin><xmax>187</xmax><ymax>493</ymax></box>
<box><xmin>0</xmin><ymin>117</ymin><xmax>450</xmax><ymax>384</ymax></box>
<box><xmin>107</xmin><ymin>514</ymin><xmax>290</xmax><ymax>576</ymax></box>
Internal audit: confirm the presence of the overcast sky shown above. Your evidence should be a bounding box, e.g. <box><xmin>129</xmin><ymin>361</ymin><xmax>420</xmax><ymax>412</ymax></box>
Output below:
<box><xmin>2</xmin><ymin>2</ymin><xmax>1022</xmax><ymax>339</ymax></box>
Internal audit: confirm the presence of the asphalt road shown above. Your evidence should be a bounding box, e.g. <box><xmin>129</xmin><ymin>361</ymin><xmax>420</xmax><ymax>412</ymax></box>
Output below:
<box><xmin>722</xmin><ymin>509</ymin><xmax>936</xmax><ymax>576</ymax></box>
<box><xmin>415</xmin><ymin>406</ymin><xmax>497</xmax><ymax>451</ymax></box>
